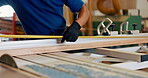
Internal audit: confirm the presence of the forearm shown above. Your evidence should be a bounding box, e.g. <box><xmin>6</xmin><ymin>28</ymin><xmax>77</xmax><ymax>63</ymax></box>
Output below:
<box><xmin>75</xmin><ymin>4</ymin><xmax>90</xmax><ymax>27</ymax></box>
<box><xmin>62</xmin><ymin>5</ymin><xmax>89</xmax><ymax>42</ymax></box>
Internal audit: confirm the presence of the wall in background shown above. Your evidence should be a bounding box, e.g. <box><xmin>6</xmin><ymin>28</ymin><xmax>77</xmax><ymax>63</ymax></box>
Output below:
<box><xmin>0</xmin><ymin>5</ymin><xmax>14</xmax><ymax>17</ymax></box>
<box><xmin>84</xmin><ymin>0</ymin><xmax>148</xmax><ymax>18</ymax></box>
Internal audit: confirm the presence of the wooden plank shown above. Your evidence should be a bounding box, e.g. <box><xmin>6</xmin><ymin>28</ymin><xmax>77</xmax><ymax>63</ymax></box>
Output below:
<box><xmin>0</xmin><ymin>18</ymin><xmax>13</xmax><ymax>34</ymax></box>
<box><xmin>0</xmin><ymin>37</ymin><xmax>148</xmax><ymax>56</ymax></box>
<box><xmin>16</xmin><ymin>54</ymin><xmax>148</xmax><ymax>78</ymax></box>
<box><xmin>6</xmin><ymin>57</ymin><xmax>80</xmax><ymax>78</ymax></box>
<box><xmin>94</xmin><ymin>48</ymin><xmax>148</xmax><ymax>62</ymax></box>
<box><xmin>49</xmin><ymin>52</ymin><xmax>126</xmax><ymax>63</ymax></box>
<box><xmin>0</xmin><ymin>33</ymin><xmax>147</xmax><ymax>50</ymax></box>
<box><xmin>0</xmin><ymin>39</ymin><xmax>57</xmax><ymax>50</ymax></box>
<box><xmin>139</xmin><ymin>68</ymin><xmax>148</xmax><ymax>72</ymax></box>
<box><xmin>0</xmin><ymin>63</ymin><xmax>41</xmax><ymax>78</ymax></box>
<box><xmin>114</xmin><ymin>46</ymin><xmax>147</xmax><ymax>52</ymax></box>
<box><xmin>112</xmin><ymin>61</ymin><xmax>148</xmax><ymax>70</ymax></box>
<box><xmin>16</xmin><ymin>55</ymin><xmax>104</xmax><ymax>78</ymax></box>
<box><xmin>87</xmin><ymin>0</ymin><xmax>93</xmax><ymax>35</ymax></box>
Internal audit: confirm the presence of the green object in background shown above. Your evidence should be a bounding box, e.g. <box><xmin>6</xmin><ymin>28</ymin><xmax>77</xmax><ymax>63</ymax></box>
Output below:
<box><xmin>93</xmin><ymin>16</ymin><xmax>142</xmax><ymax>35</ymax></box>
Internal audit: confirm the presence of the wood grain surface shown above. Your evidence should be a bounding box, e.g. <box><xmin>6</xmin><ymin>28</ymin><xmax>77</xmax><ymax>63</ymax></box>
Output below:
<box><xmin>15</xmin><ymin>54</ymin><xmax>148</xmax><ymax>78</ymax></box>
<box><xmin>0</xmin><ymin>38</ymin><xmax>148</xmax><ymax>56</ymax></box>
<box><xmin>0</xmin><ymin>63</ymin><xmax>41</xmax><ymax>78</ymax></box>
<box><xmin>95</xmin><ymin>48</ymin><xmax>148</xmax><ymax>62</ymax></box>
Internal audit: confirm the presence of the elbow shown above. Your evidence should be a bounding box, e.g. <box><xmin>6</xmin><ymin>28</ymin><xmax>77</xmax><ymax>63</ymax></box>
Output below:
<box><xmin>86</xmin><ymin>6</ymin><xmax>90</xmax><ymax>21</ymax></box>
<box><xmin>76</xmin><ymin>4</ymin><xmax>90</xmax><ymax>26</ymax></box>
<box><xmin>83</xmin><ymin>4</ymin><xmax>90</xmax><ymax>21</ymax></box>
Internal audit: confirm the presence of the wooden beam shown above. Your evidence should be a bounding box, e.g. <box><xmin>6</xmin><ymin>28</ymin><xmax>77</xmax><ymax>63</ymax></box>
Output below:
<box><xmin>1</xmin><ymin>52</ymin><xmax>148</xmax><ymax>78</ymax></box>
<box><xmin>16</xmin><ymin>54</ymin><xmax>148</xmax><ymax>78</ymax></box>
<box><xmin>1</xmin><ymin>55</ymin><xmax>79</xmax><ymax>78</ymax></box>
<box><xmin>94</xmin><ymin>48</ymin><xmax>148</xmax><ymax>62</ymax></box>
<box><xmin>0</xmin><ymin>63</ymin><xmax>40</xmax><ymax>78</ymax></box>
<box><xmin>0</xmin><ymin>38</ymin><xmax>148</xmax><ymax>56</ymax></box>
<box><xmin>13</xmin><ymin>57</ymin><xmax>80</xmax><ymax>78</ymax></box>
<box><xmin>48</xmin><ymin>52</ymin><xmax>126</xmax><ymax>63</ymax></box>
<box><xmin>111</xmin><ymin>61</ymin><xmax>148</xmax><ymax>70</ymax></box>
<box><xmin>0</xmin><ymin>39</ymin><xmax>57</xmax><ymax>50</ymax></box>
<box><xmin>139</xmin><ymin>68</ymin><xmax>148</xmax><ymax>72</ymax></box>
<box><xmin>87</xmin><ymin>0</ymin><xmax>93</xmax><ymax>35</ymax></box>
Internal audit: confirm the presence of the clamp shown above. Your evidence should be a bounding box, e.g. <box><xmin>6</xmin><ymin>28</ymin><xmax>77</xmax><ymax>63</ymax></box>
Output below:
<box><xmin>120</xmin><ymin>21</ymin><xmax>132</xmax><ymax>35</ymax></box>
<box><xmin>97</xmin><ymin>18</ymin><xmax>113</xmax><ymax>36</ymax></box>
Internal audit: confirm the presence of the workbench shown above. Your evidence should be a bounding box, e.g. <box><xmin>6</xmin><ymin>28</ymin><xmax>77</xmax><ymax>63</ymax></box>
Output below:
<box><xmin>0</xmin><ymin>33</ymin><xmax>148</xmax><ymax>78</ymax></box>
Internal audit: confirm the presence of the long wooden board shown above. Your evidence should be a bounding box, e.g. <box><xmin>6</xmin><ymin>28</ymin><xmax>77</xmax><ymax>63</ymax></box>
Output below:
<box><xmin>94</xmin><ymin>48</ymin><xmax>148</xmax><ymax>62</ymax></box>
<box><xmin>12</xmin><ymin>57</ymin><xmax>80</xmax><ymax>78</ymax></box>
<box><xmin>112</xmin><ymin>61</ymin><xmax>148</xmax><ymax>70</ymax></box>
<box><xmin>1</xmin><ymin>52</ymin><xmax>148</xmax><ymax>78</ymax></box>
<box><xmin>0</xmin><ymin>38</ymin><xmax>148</xmax><ymax>56</ymax></box>
<box><xmin>48</xmin><ymin>52</ymin><xmax>126</xmax><ymax>63</ymax></box>
<box><xmin>1</xmin><ymin>34</ymin><xmax>146</xmax><ymax>50</ymax></box>
<box><xmin>16</xmin><ymin>54</ymin><xmax>148</xmax><ymax>78</ymax></box>
<box><xmin>47</xmin><ymin>52</ymin><xmax>148</xmax><ymax>71</ymax></box>
<box><xmin>0</xmin><ymin>63</ymin><xmax>41</xmax><ymax>78</ymax></box>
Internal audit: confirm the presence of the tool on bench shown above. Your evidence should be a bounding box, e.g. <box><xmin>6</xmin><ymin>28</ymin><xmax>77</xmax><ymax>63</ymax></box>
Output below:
<box><xmin>0</xmin><ymin>54</ymin><xmax>18</xmax><ymax>68</ymax></box>
<box><xmin>120</xmin><ymin>21</ymin><xmax>133</xmax><ymax>35</ymax></box>
<box><xmin>132</xmin><ymin>23</ymin><xmax>140</xmax><ymax>34</ymax></box>
<box><xmin>136</xmin><ymin>43</ymin><xmax>148</xmax><ymax>53</ymax></box>
<box><xmin>132</xmin><ymin>23</ymin><xmax>138</xmax><ymax>30</ymax></box>
<box><xmin>97</xmin><ymin>18</ymin><xmax>112</xmax><ymax>36</ymax></box>
<box><xmin>97</xmin><ymin>18</ymin><xmax>119</xmax><ymax>36</ymax></box>
<box><xmin>109</xmin><ymin>24</ymin><xmax>118</xmax><ymax>35</ymax></box>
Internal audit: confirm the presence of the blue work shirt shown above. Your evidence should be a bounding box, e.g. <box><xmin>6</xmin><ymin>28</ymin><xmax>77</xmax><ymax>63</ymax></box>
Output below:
<box><xmin>0</xmin><ymin>0</ymin><xmax>84</xmax><ymax>35</ymax></box>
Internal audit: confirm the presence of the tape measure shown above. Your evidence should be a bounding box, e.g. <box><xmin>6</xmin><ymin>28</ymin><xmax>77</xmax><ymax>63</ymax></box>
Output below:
<box><xmin>0</xmin><ymin>35</ymin><xmax>148</xmax><ymax>38</ymax></box>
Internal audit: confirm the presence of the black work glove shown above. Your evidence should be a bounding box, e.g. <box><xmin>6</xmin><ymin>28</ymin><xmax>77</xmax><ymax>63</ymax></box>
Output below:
<box><xmin>61</xmin><ymin>21</ymin><xmax>81</xmax><ymax>43</ymax></box>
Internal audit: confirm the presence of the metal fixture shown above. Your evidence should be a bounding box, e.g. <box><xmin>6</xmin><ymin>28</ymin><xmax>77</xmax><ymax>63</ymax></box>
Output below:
<box><xmin>120</xmin><ymin>21</ymin><xmax>132</xmax><ymax>35</ymax></box>
<box><xmin>97</xmin><ymin>18</ymin><xmax>113</xmax><ymax>35</ymax></box>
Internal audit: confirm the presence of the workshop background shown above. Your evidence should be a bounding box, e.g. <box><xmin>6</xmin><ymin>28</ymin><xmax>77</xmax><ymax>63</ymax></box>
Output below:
<box><xmin>0</xmin><ymin>0</ymin><xmax>148</xmax><ymax>78</ymax></box>
<box><xmin>0</xmin><ymin>0</ymin><xmax>148</xmax><ymax>38</ymax></box>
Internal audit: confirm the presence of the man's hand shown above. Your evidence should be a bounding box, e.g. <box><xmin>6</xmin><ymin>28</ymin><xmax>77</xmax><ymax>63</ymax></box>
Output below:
<box><xmin>61</xmin><ymin>21</ymin><xmax>81</xmax><ymax>43</ymax></box>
